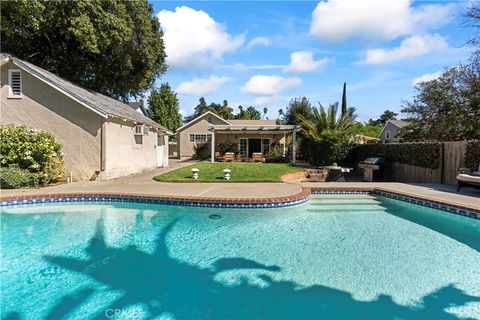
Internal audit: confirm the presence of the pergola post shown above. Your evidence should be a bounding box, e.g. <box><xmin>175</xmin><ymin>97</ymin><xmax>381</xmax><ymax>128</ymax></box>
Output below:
<box><xmin>292</xmin><ymin>127</ymin><xmax>297</xmax><ymax>164</ymax></box>
<box><xmin>210</xmin><ymin>129</ymin><xmax>215</xmax><ymax>163</ymax></box>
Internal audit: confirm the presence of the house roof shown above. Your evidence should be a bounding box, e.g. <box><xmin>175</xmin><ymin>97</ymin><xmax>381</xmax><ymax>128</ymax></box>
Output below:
<box><xmin>1</xmin><ymin>53</ymin><xmax>168</xmax><ymax>132</ymax></box>
<box><xmin>127</xmin><ymin>102</ymin><xmax>148</xmax><ymax>117</ymax></box>
<box><xmin>388</xmin><ymin>119</ymin><xmax>409</xmax><ymax>128</ymax></box>
<box><xmin>176</xmin><ymin>111</ymin><xmax>231</xmax><ymax>132</ymax></box>
<box><xmin>228</xmin><ymin>119</ymin><xmax>277</xmax><ymax>125</ymax></box>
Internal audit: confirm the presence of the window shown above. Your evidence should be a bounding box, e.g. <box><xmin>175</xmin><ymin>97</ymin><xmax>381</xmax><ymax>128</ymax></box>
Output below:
<box><xmin>8</xmin><ymin>69</ymin><xmax>22</xmax><ymax>98</ymax></box>
<box><xmin>261</xmin><ymin>139</ymin><xmax>270</xmax><ymax>155</ymax></box>
<box><xmin>189</xmin><ymin>134</ymin><xmax>212</xmax><ymax>143</ymax></box>
<box><xmin>134</xmin><ymin>125</ymin><xmax>143</xmax><ymax>135</ymax></box>
<box><xmin>385</xmin><ymin>131</ymin><xmax>391</xmax><ymax>139</ymax></box>
<box><xmin>134</xmin><ymin>124</ymin><xmax>149</xmax><ymax>136</ymax></box>
<box><xmin>239</xmin><ymin>139</ymin><xmax>247</xmax><ymax>156</ymax></box>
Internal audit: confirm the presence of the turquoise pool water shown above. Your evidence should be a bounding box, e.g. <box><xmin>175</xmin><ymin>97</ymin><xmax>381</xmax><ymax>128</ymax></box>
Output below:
<box><xmin>1</xmin><ymin>196</ymin><xmax>479</xmax><ymax>320</ymax></box>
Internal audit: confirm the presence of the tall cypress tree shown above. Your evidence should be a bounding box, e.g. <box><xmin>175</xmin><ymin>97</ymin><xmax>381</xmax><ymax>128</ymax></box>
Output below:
<box><xmin>341</xmin><ymin>82</ymin><xmax>347</xmax><ymax>116</ymax></box>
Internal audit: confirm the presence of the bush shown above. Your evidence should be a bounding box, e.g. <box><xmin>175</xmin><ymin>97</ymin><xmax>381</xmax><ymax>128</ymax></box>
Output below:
<box><xmin>218</xmin><ymin>143</ymin><xmax>238</xmax><ymax>155</ymax></box>
<box><xmin>301</xmin><ymin>137</ymin><xmax>355</xmax><ymax>166</ymax></box>
<box><xmin>193</xmin><ymin>143</ymin><xmax>210</xmax><ymax>160</ymax></box>
<box><xmin>465</xmin><ymin>140</ymin><xmax>480</xmax><ymax>171</ymax></box>
<box><xmin>266</xmin><ymin>144</ymin><xmax>289</xmax><ymax>163</ymax></box>
<box><xmin>0</xmin><ymin>166</ymin><xmax>44</xmax><ymax>189</ymax></box>
<box><xmin>0</xmin><ymin>125</ymin><xmax>64</xmax><ymax>183</ymax></box>
<box><xmin>354</xmin><ymin>142</ymin><xmax>441</xmax><ymax>169</ymax></box>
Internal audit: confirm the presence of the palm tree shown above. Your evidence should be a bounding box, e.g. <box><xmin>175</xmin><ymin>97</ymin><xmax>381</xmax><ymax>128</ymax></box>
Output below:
<box><xmin>297</xmin><ymin>102</ymin><xmax>356</xmax><ymax>142</ymax></box>
<box><xmin>278</xmin><ymin>108</ymin><xmax>284</xmax><ymax>120</ymax></box>
<box><xmin>263</xmin><ymin>107</ymin><xmax>268</xmax><ymax>119</ymax></box>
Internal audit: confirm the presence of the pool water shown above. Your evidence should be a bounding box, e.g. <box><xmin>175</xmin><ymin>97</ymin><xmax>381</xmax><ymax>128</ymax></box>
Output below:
<box><xmin>1</xmin><ymin>196</ymin><xmax>479</xmax><ymax>320</ymax></box>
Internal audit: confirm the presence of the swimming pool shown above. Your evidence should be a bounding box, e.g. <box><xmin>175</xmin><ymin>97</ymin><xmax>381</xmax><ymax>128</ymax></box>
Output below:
<box><xmin>1</xmin><ymin>195</ymin><xmax>479</xmax><ymax>319</ymax></box>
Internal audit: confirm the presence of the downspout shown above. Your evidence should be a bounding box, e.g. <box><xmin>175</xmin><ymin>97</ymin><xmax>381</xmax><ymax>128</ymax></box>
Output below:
<box><xmin>100</xmin><ymin>119</ymin><xmax>107</xmax><ymax>172</ymax></box>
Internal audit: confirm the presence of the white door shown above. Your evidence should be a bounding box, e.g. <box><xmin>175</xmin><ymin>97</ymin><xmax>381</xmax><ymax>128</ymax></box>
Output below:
<box><xmin>156</xmin><ymin>134</ymin><xmax>164</xmax><ymax>167</ymax></box>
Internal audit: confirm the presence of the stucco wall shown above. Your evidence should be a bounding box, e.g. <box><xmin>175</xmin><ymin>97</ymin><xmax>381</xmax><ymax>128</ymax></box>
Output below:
<box><xmin>0</xmin><ymin>61</ymin><xmax>102</xmax><ymax>180</ymax></box>
<box><xmin>104</xmin><ymin>117</ymin><xmax>162</xmax><ymax>179</ymax></box>
<box><xmin>177</xmin><ymin>115</ymin><xmax>228</xmax><ymax>158</ymax></box>
<box><xmin>379</xmin><ymin>122</ymin><xmax>401</xmax><ymax>142</ymax></box>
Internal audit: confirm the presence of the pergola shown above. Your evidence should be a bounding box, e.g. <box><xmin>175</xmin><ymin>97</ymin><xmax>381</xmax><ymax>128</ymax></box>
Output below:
<box><xmin>207</xmin><ymin>124</ymin><xmax>298</xmax><ymax>163</ymax></box>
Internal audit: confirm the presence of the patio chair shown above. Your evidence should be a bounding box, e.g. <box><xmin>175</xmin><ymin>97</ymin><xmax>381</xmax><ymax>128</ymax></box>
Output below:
<box><xmin>223</xmin><ymin>152</ymin><xmax>235</xmax><ymax>162</ymax></box>
<box><xmin>457</xmin><ymin>166</ymin><xmax>480</xmax><ymax>191</ymax></box>
<box><xmin>214</xmin><ymin>152</ymin><xmax>223</xmax><ymax>162</ymax></box>
<box><xmin>252</xmin><ymin>153</ymin><xmax>264</xmax><ymax>162</ymax></box>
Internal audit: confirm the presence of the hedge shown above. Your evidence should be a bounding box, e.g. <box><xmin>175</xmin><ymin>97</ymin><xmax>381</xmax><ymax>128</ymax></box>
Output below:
<box><xmin>465</xmin><ymin>140</ymin><xmax>480</xmax><ymax>171</ymax></box>
<box><xmin>0</xmin><ymin>166</ymin><xmax>44</xmax><ymax>189</ymax></box>
<box><xmin>354</xmin><ymin>142</ymin><xmax>442</xmax><ymax>169</ymax></box>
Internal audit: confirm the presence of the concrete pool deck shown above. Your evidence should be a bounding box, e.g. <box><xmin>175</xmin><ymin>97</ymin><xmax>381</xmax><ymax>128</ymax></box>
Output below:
<box><xmin>1</xmin><ymin>167</ymin><xmax>478</xmax><ymax>211</ymax></box>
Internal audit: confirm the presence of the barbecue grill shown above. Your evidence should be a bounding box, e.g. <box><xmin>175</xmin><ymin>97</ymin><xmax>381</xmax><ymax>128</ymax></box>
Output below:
<box><xmin>359</xmin><ymin>157</ymin><xmax>384</xmax><ymax>182</ymax></box>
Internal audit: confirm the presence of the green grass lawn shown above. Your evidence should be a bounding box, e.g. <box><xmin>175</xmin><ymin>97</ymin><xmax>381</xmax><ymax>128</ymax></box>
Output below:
<box><xmin>154</xmin><ymin>163</ymin><xmax>303</xmax><ymax>182</ymax></box>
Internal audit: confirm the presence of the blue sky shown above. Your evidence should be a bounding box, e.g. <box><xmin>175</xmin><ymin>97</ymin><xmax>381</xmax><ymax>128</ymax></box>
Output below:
<box><xmin>150</xmin><ymin>0</ymin><xmax>474</xmax><ymax>121</ymax></box>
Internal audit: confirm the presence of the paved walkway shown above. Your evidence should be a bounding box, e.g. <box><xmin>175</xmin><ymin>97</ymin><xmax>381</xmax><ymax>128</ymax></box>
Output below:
<box><xmin>1</xmin><ymin>163</ymin><xmax>478</xmax><ymax>210</ymax></box>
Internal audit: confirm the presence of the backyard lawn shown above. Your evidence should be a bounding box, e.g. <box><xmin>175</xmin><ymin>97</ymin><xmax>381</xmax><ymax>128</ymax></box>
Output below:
<box><xmin>154</xmin><ymin>163</ymin><xmax>303</xmax><ymax>182</ymax></box>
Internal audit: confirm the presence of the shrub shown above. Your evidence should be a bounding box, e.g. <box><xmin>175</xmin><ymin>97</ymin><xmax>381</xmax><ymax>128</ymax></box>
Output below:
<box><xmin>193</xmin><ymin>143</ymin><xmax>210</xmax><ymax>160</ymax></box>
<box><xmin>218</xmin><ymin>143</ymin><xmax>238</xmax><ymax>155</ymax></box>
<box><xmin>465</xmin><ymin>140</ymin><xmax>480</xmax><ymax>171</ymax></box>
<box><xmin>0</xmin><ymin>125</ymin><xmax>64</xmax><ymax>183</ymax></box>
<box><xmin>0</xmin><ymin>166</ymin><xmax>43</xmax><ymax>189</ymax></box>
<box><xmin>266</xmin><ymin>144</ymin><xmax>289</xmax><ymax>163</ymax></box>
<box><xmin>301</xmin><ymin>137</ymin><xmax>355</xmax><ymax>166</ymax></box>
<box><xmin>354</xmin><ymin>142</ymin><xmax>441</xmax><ymax>169</ymax></box>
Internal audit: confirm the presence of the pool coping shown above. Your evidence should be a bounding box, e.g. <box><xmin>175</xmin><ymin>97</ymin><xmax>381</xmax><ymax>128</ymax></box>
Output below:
<box><xmin>1</xmin><ymin>187</ymin><xmax>478</xmax><ymax>219</ymax></box>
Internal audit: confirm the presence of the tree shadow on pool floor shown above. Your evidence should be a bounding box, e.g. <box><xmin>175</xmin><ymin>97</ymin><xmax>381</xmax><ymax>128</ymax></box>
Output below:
<box><xmin>4</xmin><ymin>217</ymin><xmax>479</xmax><ymax>320</ymax></box>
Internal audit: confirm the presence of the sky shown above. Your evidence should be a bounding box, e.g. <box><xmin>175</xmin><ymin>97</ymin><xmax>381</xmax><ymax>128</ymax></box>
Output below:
<box><xmin>150</xmin><ymin>0</ymin><xmax>475</xmax><ymax>121</ymax></box>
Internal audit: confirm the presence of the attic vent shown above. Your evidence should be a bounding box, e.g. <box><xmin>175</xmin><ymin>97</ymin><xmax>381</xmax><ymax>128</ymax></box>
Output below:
<box><xmin>8</xmin><ymin>69</ymin><xmax>22</xmax><ymax>98</ymax></box>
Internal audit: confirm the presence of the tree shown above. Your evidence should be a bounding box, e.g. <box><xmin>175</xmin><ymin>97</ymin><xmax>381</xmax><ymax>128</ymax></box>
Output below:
<box><xmin>298</xmin><ymin>102</ymin><xmax>357</xmax><ymax>166</ymax></box>
<box><xmin>234</xmin><ymin>106</ymin><xmax>261</xmax><ymax>120</ymax></box>
<box><xmin>466</xmin><ymin>4</ymin><xmax>480</xmax><ymax>63</ymax></box>
<box><xmin>278</xmin><ymin>109</ymin><xmax>284</xmax><ymax>119</ymax></box>
<box><xmin>284</xmin><ymin>97</ymin><xmax>313</xmax><ymax>125</ymax></box>
<box><xmin>263</xmin><ymin>107</ymin><xmax>268</xmax><ymax>119</ymax></box>
<box><xmin>298</xmin><ymin>102</ymin><xmax>357</xmax><ymax>142</ymax></box>
<box><xmin>401</xmin><ymin>65</ymin><xmax>480</xmax><ymax>141</ymax></box>
<box><xmin>184</xmin><ymin>97</ymin><xmax>234</xmax><ymax>122</ymax></box>
<box><xmin>368</xmin><ymin>110</ymin><xmax>398</xmax><ymax>126</ymax></box>
<box><xmin>1</xmin><ymin>0</ymin><xmax>166</xmax><ymax>101</ymax></box>
<box><xmin>148</xmin><ymin>83</ymin><xmax>182</xmax><ymax>132</ymax></box>
<box><xmin>341</xmin><ymin>82</ymin><xmax>347</xmax><ymax>116</ymax></box>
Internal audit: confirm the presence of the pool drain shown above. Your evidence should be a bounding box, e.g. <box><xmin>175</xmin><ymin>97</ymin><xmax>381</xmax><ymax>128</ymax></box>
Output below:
<box><xmin>209</xmin><ymin>214</ymin><xmax>222</xmax><ymax>219</ymax></box>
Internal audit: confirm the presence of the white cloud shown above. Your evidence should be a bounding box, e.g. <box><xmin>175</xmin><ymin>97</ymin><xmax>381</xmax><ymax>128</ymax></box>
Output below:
<box><xmin>363</xmin><ymin>34</ymin><xmax>448</xmax><ymax>64</ymax></box>
<box><xmin>157</xmin><ymin>6</ymin><xmax>245</xmax><ymax>68</ymax></box>
<box><xmin>247</xmin><ymin>37</ymin><xmax>272</xmax><ymax>50</ymax></box>
<box><xmin>283</xmin><ymin>51</ymin><xmax>332</xmax><ymax>73</ymax></box>
<box><xmin>412</xmin><ymin>71</ymin><xmax>442</xmax><ymax>86</ymax></box>
<box><xmin>241</xmin><ymin>75</ymin><xmax>302</xmax><ymax>96</ymax></box>
<box><xmin>253</xmin><ymin>95</ymin><xmax>283</xmax><ymax>106</ymax></box>
<box><xmin>176</xmin><ymin>76</ymin><xmax>230</xmax><ymax>96</ymax></box>
<box><xmin>310</xmin><ymin>0</ymin><xmax>455</xmax><ymax>42</ymax></box>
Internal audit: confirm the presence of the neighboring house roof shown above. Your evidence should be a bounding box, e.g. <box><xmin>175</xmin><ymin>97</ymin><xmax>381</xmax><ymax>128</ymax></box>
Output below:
<box><xmin>388</xmin><ymin>119</ymin><xmax>409</xmax><ymax>128</ymax></box>
<box><xmin>229</xmin><ymin>119</ymin><xmax>277</xmax><ymax>126</ymax></box>
<box><xmin>378</xmin><ymin>119</ymin><xmax>410</xmax><ymax>139</ymax></box>
<box><xmin>176</xmin><ymin>111</ymin><xmax>231</xmax><ymax>132</ymax></box>
<box><xmin>127</xmin><ymin>102</ymin><xmax>148</xmax><ymax>117</ymax></box>
<box><xmin>1</xmin><ymin>53</ymin><xmax>168</xmax><ymax>132</ymax></box>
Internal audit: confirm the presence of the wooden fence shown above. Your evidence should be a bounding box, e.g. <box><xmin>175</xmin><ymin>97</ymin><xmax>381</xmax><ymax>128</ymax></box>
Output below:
<box><xmin>383</xmin><ymin>141</ymin><xmax>469</xmax><ymax>185</ymax></box>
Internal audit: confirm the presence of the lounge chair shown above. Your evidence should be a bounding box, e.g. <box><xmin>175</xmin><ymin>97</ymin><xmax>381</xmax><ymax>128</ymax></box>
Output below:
<box><xmin>223</xmin><ymin>152</ymin><xmax>235</xmax><ymax>162</ymax></box>
<box><xmin>252</xmin><ymin>153</ymin><xmax>264</xmax><ymax>162</ymax></box>
<box><xmin>214</xmin><ymin>152</ymin><xmax>223</xmax><ymax>162</ymax></box>
<box><xmin>457</xmin><ymin>166</ymin><xmax>480</xmax><ymax>191</ymax></box>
